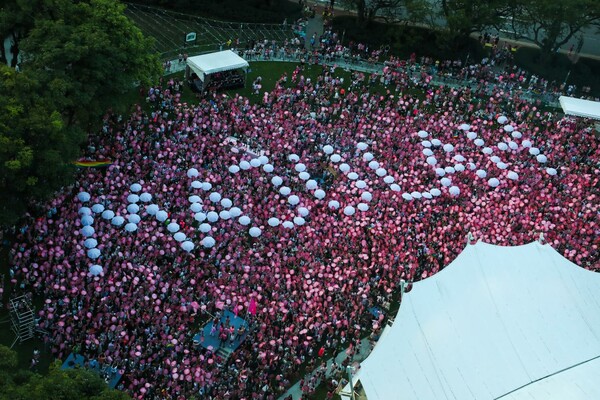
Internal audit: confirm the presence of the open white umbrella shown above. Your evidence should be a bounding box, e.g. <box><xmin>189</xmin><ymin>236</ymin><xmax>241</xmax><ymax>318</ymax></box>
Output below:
<box><xmin>124</xmin><ymin>223</ymin><xmax>138</xmax><ymax>232</ymax></box>
<box><xmin>81</xmin><ymin>215</ymin><xmax>94</xmax><ymax>226</ymax></box>
<box><xmin>207</xmin><ymin>211</ymin><xmax>219</xmax><ymax>222</ymax></box>
<box><xmin>130</xmin><ymin>183</ymin><xmax>142</xmax><ymax>192</ymax></box>
<box><xmin>146</xmin><ymin>204</ymin><xmax>159</xmax><ymax>216</ymax></box>
<box><xmin>156</xmin><ymin>210</ymin><xmax>168</xmax><ymax>222</ymax></box>
<box><xmin>77</xmin><ymin>192</ymin><xmax>91</xmax><ymax>202</ymax></box>
<box><xmin>87</xmin><ymin>248</ymin><xmax>101</xmax><ymax>259</ymax></box>
<box><xmin>173</xmin><ymin>232</ymin><xmax>186</xmax><ymax>242</ymax></box>
<box><xmin>91</xmin><ymin>204</ymin><xmax>105</xmax><ymax>213</ymax></box>
<box><xmin>89</xmin><ymin>265</ymin><xmax>103</xmax><ymax>276</ymax></box>
<box><xmin>190</xmin><ymin>203</ymin><xmax>203</xmax><ymax>213</ymax></box>
<box><xmin>167</xmin><ymin>222</ymin><xmax>180</xmax><ymax>233</ymax></box>
<box><xmin>181</xmin><ymin>241</ymin><xmax>195</xmax><ymax>252</ymax></box>
<box><xmin>78</xmin><ymin>207</ymin><xmax>92</xmax><ymax>216</ymax></box>
<box><xmin>187</xmin><ymin>168</ymin><xmax>199</xmax><ymax>178</ymax></box>
<box><xmin>194</xmin><ymin>212</ymin><xmax>207</xmax><ymax>222</ymax></box>
<box><xmin>84</xmin><ymin>238</ymin><xmax>98</xmax><ymax>249</ymax></box>
<box><xmin>199</xmin><ymin>223</ymin><xmax>211</xmax><ymax>233</ymax></box>
<box><xmin>127</xmin><ymin>194</ymin><xmax>139</xmax><ymax>203</ymax></box>
<box><xmin>239</xmin><ymin>216</ymin><xmax>251</xmax><ymax>226</ymax></box>
<box><xmin>202</xmin><ymin>237</ymin><xmax>216</xmax><ymax>248</ymax></box>
<box><xmin>139</xmin><ymin>193</ymin><xmax>152</xmax><ymax>202</ymax></box>
<box><xmin>127</xmin><ymin>203</ymin><xmax>140</xmax><ymax>214</ymax></box>
<box><xmin>229</xmin><ymin>207</ymin><xmax>242</xmax><ymax>217</ymax></box>
<box><xmin>81</xmin><ymin>226</ymin><xmax>95</xmax><ymax>237</ymax></box>
<box><xmin>249</xmin><ymin>227</ymin><xmax>262</xmax><ymax>237</ymax></box>
<box><xmin>293</xmin><ymin>217</ymin><xmax>305</xmax><ymax>226</ymax></box>
<box><xmin>101</xmin><ymin>210</ymin><xmax>115</xmax><ymax>220</ymax></box>
<box><xmin>128</xmin><ymin>214</ymin><xmax>141</xmax><ymax>224</ymax></box>
<box><xmin>298</xmin><ymin>207</ymin><xmax>309</xmax><ymax>217</ymax></box>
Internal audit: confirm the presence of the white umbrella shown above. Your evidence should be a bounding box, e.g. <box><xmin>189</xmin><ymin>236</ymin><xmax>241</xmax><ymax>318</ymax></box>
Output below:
<box><xmin>298</xmin><ymin>207</ymin><xmax>309</xmax><ymax>217</ymax></box>
<box><xmin>445</xmin><ymin>166</ymin><xmax>456</xmax><ymax>174</ymax></box>
<box><xmin>201</xmin><ymin>182</ymin><xmax>212</xmax><ymax>191</ymax></box>
<box><xmin>81</xmin><ymin>215</ymin><xmax>94</xmax><ymax>226</ymax></box>
<box><xmin>194</xmin><ymin>212</ymin><xmax>207</xmax><ymax>222</ymax></box>
<box><xmin>288</xmin><ymin>154</ymin><xmax>300</xmax><ymax>162</ymax></box>
<box><xmin>368</xmin><ymin>160</ymin><xmax>380</xmax><ymax>170</ymax></box>
<box><xmin>187</xmin><ymin>168</ymin><xmax>199</xmax><ymax>178</ymax></box>
<box><xmin>449</xmin><ymin>186</ymin><xmax>460</xmax><ymax>196</ymax></box>
<box><xmin>219</xmin><ymin>210</ymin><xmax>231</xmax><ymax>220</ymax></box>
<box><xmin>497</xmin><ymin>162</ymin><xmax>508</xmax><ymax>170</ymax></box>
<box><xmin>497</xmin><ymin>116</ymin><xmax>508</xmax><ymax>124</ymax></box>
<box><xmin>191</xmin><ymin>181</ymin><xmax>202</xmax><ymax>189</ymax></box>
<box><xmin>91</xmin><ymin>204</ymin><xmax>105</xmax><ymax>213</ymax></box>
<box><xmin>459</xmin><ymin>124</ymin><xmax>471</xmax><ymax>131</ymax></box>
<box><xmin>482</xmin><ymin>147</ymin><xmax>493</xmax><ymax>155</ymax></box>
<box><xmin>443</xmin><ymin>143</ymin><xmax>454</xmax><ymax>152</ymax></box>
<box><xmin>441</xmin><ymin>177</ymin><xmax>452</xmax><ymax>187</ymax></box>
<box><xmin>348</xmin><ymin>172</ymin><xmax>359</xmax><ymax>180</ymax></box>
<box><xmin>87</xmin><ymin>248</ymin><xmax>101</xmax><ymax>259</ymax></box>
<box><xmin>295</xmin><ymin>163</ymin><xmax>306</xmax><ymax>172</ymax></box>
<box><xmin>207</xmin><ymin>212</ymin><xmax>219</xmax><ymax>222</ymax></box>
<box><xmin>383</xmin><ymin>176</ymin><xmax>395</xmax><ymax>184</ymax></box>
<box><xmin>181</xmin><ymin>241</ymin><xmax>195</xmax><ymax>252</ymax></box>
<box><xmin>474</xmin><ymin>138</ymin><xmax>484</xmax><ymax>147</ymax></box>
<box><xmin>356</xmin><ymin>180</ymin><xmax>367</xmax><ymax>189</ymax></box>
<box><xmin>239</xmin><ymin>161</ymin><xmax>251</xmax><ymax>170</ymax></box>
<box><xmin>146</xmin><ymin>204</ymin><xmax>159</xmax><ymax>216</ymax></box>
<box><xmin>127</xmin><ymin>194</ymin><xmax>139</xmax><ymax>203</ymax></box>
<box><xmin>476</xmin><ymin>169</ymin><xmax>487</xmax><ymax>178</ymax></box>
<box><xmin>357</xmin><ymin>203</ymin><xmax>369</xmax><ymax>212</ymax></box>
<box><xmin>139</xmin><ymin>192</ymin><xmax>152</xmax><ymax>202</ymax></box>
<box><xmin>431</xmin><ymin>139</ymin><xmax>442</xmax><ymax>146</ymax></box>
<box><xmin>128</xmin><ymin>214</ymin><xmax>141</xmax><ymax>224</ymax></box>
<box><xmin>423</xmin><ymin>148</ymin><xmax>434</xmax><ymax>156</ymax></box>
<box><xmin>522</xmin><ymin>140</ymin><xmax>532</xmax><ymax>148</ymax></box>
<box><xmin>422</xmin><ymin>192</ymin><xmax>433</xmax><ymax>199</ymax></box>
<box><xmin>511</xmin><ymin>131</ymin><xmax>522</xmax><ymax>139</ymax></box>
<box><xmin>314</xmin><ymin>189</ymin><xmax>326</xmax><ymax>199</ymax></box>
<box><xmin>455</xmin><ymin>164</ymin><xmax>465</xmax><ymax>172</ymax></box>
<box><xmin>258</xmin><ymin>155</ymin><xmax>269</xmax><ymax>165</ymax></box>
<box><xmin>411</xmin><ymin>191</ymin><xmax>422</xmax><ymax>199</ymax></box>
<box><xmin>323</xmin><ymin>145</ymin><xmax>334</xmax><ymax>154</ymax></box>
<box><xmin>343</xmin><ymin>206</ymin><xmax>355</xmax><ymax>216</ymax></box>
<box><xmin>467</xmin><ymin>131</ymin><xmax>477</xmax><ymax>140</ymax></box>
<box><xmin>454</xmin><ymin>155</ymin><xmax>466</xmax><ymax>162</ymax></box>
<box><xmin>288</xmin><ymin>195</ymin><xmax>300</xmax><ymax>205</ymax></box>
<box><xmin>199</xmin><ymin>223</ymin><xmax>212</xmax><ymax>233</ymax></box>
<box><xmin>221</xmin><ymin>198</ymin><xmax>233</xmax><ymax>209</ymax></box>
<box><xmin>401</xmin><ymin>193</ymin><xmax>413</xmax><ymax>201</ymax></box>
<box><xmin>390</xmin><ymin>184</ymin><xmax>401</xmax><ymax>192</ymax></box>
<box><xmin>89</xmin><ymin>264</ymin><xmax>103</xmax><ymax>276</ymax></box>
<box><xmin>498</xmin><ymin>142</ymin><xmax>508</xmax><ymax>151</ymax></box>
<box><xmin>190</xmin><ymin>203</ymin><xmax>203</xmax><ymax>213</ymax></box>
<box><xmin>339</xmin><ymin>163</ymin><xmax>351</xmax><ymax>173</ymax></box>
<box><xmin>127</xmin><ymin>203</ymin><xmax>140</xmax><ymax>214</ymax></box>
<box><xmin>174</xmin><ymin>232</ymin><xmax>186</xmax><ymax>242</ymax></box>
<box><xmin>490</xmin><ymin>156</ymin><xmax>501</xmax><ymax>164</ymax></box>
<box><xmin>101</xmin><ymin>210</ymin><xmax>115</xmax><ymax>220</ymax></box>
<box><xmin>77</xmin><ymin>192</ymin><xmax>91</xmax><ymax>202</ymax></box>
<box><xmin>357</xmin><ymin>142</ymin><xmax>368</xmax><ymax>150</ymax></box>
<box><xmin>78</xmin><ymin>207</ymin><xmax>92</xmax><ymax>216</ymax></box>
<box><xmin>488</xmin><ymin>178</ymin><xmax>500</xmax><ymax>187</ymax></box>
<box><xmin>84</xmin><ymin>238</ymin><xmax>98</xmax><ymax>249</ymax></box>
<box><xmin>421</xmin><ymin>140</ymin><xmax>432</xmax><ymax>148</ymax></box>
<box><xmin>361</xmin><ymin>192</ymin><xmax>372</xmax><ymax>202</ymax></box>
<box><xmin>263</xmin><ymin>164</ymin><xmax>274</xmax><ymax>173</ymax></box>
<box><xmin>272</xmin><ymin>176</ymin><xmax>283</xmax><ymax>186</ymax></box>
<box><xmin>293</xmin><ymin>217</ymin><xmax>306</xmax><ymax>226</ymax></box>
<box><xmin>299</xmin><ymin>172</ymin><xmax>310</xmax><ymax>180</ymax></box>
<box><xmin>363</xmin><ymin>152</ymin><xmax>374</xmax><ymax>161</ymax></box>
<box><xmin>376</xmin><ymin>168</ymin><xmax>387</xmax><ymax>177</ymax></box>
<box><xmin>250</xmin><ymin>158</ymin><xmax>261</xmax><ymax>168</ymax></box>
<box><xmin>282</xmin><ymin>221</ymin><xmax>294</xmax><ymax>229</ymax></box>
<box><xmin>417</xmin><ymin>130</ymin><xmax>428</xmax><ymax>138</ymax></box>
<box><xmin>156</xmin><ymin>210</ymin><xmax>168</xmax><ymax>222</ymax></box>
<box><xmin>306</xmin><ymin>180</ymin><xmax>318</xmax><ymax>190</ymax></box>
<box><xmin>546</xmin><ymin>168</ymin><xmax>558</xmax><ymax>176</ymax></box>
<box><xmin>330</xmin><ymin>154</ymin><xmax>341</xmax><ymax>163</ymax></box>
<box><xmin>229</xmin><ymin>207</ymin><xmax>242</xmax><ymax>217</ymax></box>
<box><xmin>124</xmin><ymin>223</ymin><xmax>138</xmax><ymax>232</ymax></box>
<box><xmin>426</xmin><ymin>156</ymin><xmax>437</xmax><ymax>166</ymax></box>
<box><xmin>209</xmin><ymin>192</ymin><xmax>222</xmax><ymax>203</ymax></box>
<box><xmin>430</xmin><ymin>188</ymin><xmax>442</xmax><ymax>196</ymax></box>
<box><xmin>249</xmin><ymin>227</ymin><xmax>262</xmax><ymax>237</ymax></box>
<box><xmin>229</xmin><ymin>165</ymin><xmax>240</xmax><ymax>173</ymax></box>
<box><xmin>268</xmin><ymin>218</ymin><xmax>280</xmax><ymax>227</ymax></box>
<box><xmin>130</xmin><ymin>183</ymin><xmax>142</xmax><ymax>193</ymax></box>
<box><xmin>239</xmin><ymin>216</ymin><xmax>251</xmax><ymax>226</ymax></box>
<box><xmin>279</xmin><ymin>186</ymin><xmax>291</xmax><ymax>196</ymax></box>
<box><xmin>167</xmin><ymin>222</ymin><xmax>180</xmax><ymax>233</ymax></box>
<box><xmin>81</xmin><ymin>226</ymin><xmax>95</xmax><ymax>237</ymax></box>
<box><xmin>111</xmin><ymin>216</ymin><xmax>125</xmax><ymax>226</ymax></box>
<box><xmin>508</xmin><ymin>141</ymin><xmax>518</xmax><ymax>150</ymax></box>
<box><xmin>504</xmin><ymin>125</ymin><xmax>514</xmax><ymax>132</ymax></box>
<box><xmin>507</xmin><ymin>171</ymin><xmax>519</xmax><ymax>180</ymax></box>
<box><xmin>328</xmin><ymin>200</ymin><xmax>340</xmax><ymax>209</ymax></box>
<box><xmin>202</xmin><ymin>237</ymin><xmax>216</xmax><ymax>248</ymax></box>
<box><xmin>188</xmin><ymin>195</ymin><xmax>201</xmax><ymax>204</ymax></box>
<box><xmin>536</xmin><ymin>154</ymin><xmax>547</xmax><ymax>163</ymax></box>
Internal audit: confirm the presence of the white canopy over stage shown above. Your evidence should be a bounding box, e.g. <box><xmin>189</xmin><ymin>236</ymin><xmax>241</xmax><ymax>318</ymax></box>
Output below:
<box><xmin>341</xmin><ymin>241</ymin><xmax>600</xmax><ymax>400</ymax></box>
<box><xmin>559</xmin><ymin>96</ymin><xmax>600</xmax><ymax>120</ymax></box>
<box><xmin>186</xmin><ymin>50</ymin><xmax>249</xmax><ymax>81</ymax></box>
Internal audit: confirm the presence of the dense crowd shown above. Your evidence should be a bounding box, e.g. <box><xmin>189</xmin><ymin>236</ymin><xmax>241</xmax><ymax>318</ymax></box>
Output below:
<box><xmin>6</xmin><ymin>46</ymin><xmax>599</xmax><ymax>400</ymax></box>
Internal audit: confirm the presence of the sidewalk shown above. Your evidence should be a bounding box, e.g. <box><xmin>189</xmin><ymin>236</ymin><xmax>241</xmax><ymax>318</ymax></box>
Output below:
<box><xmin>277</xmin><ymin>337</ymin><xmax>373</xmax><ymax>400</ymax></box>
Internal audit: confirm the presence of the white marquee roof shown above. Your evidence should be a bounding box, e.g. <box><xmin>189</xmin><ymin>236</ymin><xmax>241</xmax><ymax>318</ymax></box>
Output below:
<box><xmin>559</xmin><ymin>96</ymin><xmax>600</xmax><ymax>120</ymax></box>
<box><xmin>343</xmin><ymin>241</ymin><xmax>600</xmax><ymax>400</ymax></box>
<box><xmin>186</xmin><ymin>50</ymin><xmax>249</xmax><ymax>80</ymax></box>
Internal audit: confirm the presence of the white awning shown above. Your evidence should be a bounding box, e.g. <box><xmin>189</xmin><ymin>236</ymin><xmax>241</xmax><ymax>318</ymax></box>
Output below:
<box><xmin>344</xmin><ymin>241</ymin><xmax>600</xmax><ymax>400</ymax></box>
<box><xmin>186</xmin><ymin>50</ymin><xmax>249</xmax><ymax>80</ymax></box>
<box><xmin>559</xmin><ymin>96</ymin><xmax>600</xmax><ymax>119</ymax></box>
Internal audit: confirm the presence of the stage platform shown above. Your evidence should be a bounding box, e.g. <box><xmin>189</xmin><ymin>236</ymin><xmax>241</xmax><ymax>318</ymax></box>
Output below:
<box><xmin>61</xmin><ymin>353</ymin><xmax>122</xmax><ymax>389</ymax></box>
<box><xmin>193</xmin><ymin>310</ymin><xmax>248</xmax><ymax>353</ymax></box>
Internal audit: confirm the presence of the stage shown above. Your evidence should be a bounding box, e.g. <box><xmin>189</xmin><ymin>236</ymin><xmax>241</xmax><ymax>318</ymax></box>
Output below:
<box><xmin>61</xmin><ymin>353</ymin><xmax>122</xmax><ymax>389</ymax></box>
<box><xmin>193</xmin><ymin>310</ymin><xmax>249</xmax><ymax>353</ymax></box>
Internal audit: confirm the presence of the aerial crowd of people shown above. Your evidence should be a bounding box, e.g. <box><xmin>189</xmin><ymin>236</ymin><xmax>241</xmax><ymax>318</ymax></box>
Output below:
<box><xmin>5</xmin><ymin>21</ymin><xmax>600</xmax><ymax>400</ymax></box>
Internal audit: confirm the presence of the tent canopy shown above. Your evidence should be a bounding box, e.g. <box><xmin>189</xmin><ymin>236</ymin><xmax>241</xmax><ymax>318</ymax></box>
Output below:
<box><xmin>344</xmin><ymin>241</ymin><xmax>600</xmax><ymax>400</ymax></box>
<box><xmin>559</xmin><ymin>96</ymin><xmax>600</xmax><ymax>120</ymax></box>
<box><xmin>186</xmin><ymin>50</ymin><xmax>249</xmax><ymax>81</ymax></box>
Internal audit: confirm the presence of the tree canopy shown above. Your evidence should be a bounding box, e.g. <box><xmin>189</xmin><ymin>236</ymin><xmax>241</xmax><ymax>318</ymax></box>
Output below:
<box><xmin>0</xmin><ymin>0</ymin><xmax>160</xmax><ymax>227</ymax></box>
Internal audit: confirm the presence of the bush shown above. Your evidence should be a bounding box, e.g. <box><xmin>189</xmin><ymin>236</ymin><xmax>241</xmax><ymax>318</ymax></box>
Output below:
<box><xmin>332</xmin><ymin>16</ymin><xmax>485</xmax><ymax>62</ymax></box>
<box><xmin>514</xmin><ymin>47</ymin><xmax>600</xmax><ymax>97</ymax></box>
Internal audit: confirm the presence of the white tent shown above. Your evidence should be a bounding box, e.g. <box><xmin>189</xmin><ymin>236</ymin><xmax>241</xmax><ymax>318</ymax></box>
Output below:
<box><xmin>559</xmin><ymin>96</ymin><xmax>600</xmax><ymax>120</ymax></box>
<box><xmin>186</xmin><ymin>50</ymin><xmax>249</xmax><ymax>82</ymax></box>
<box><xmin>342</xmin><ymin>241</ymin><xmax>600</xmax><ymax>400</ymax></box>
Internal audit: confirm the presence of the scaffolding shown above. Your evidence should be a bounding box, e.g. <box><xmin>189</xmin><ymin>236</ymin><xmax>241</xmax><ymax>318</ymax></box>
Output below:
<box><xmin>9</xmin><ymin>295</ymin><xmax>36</xmax><ymax>348</ymax></box>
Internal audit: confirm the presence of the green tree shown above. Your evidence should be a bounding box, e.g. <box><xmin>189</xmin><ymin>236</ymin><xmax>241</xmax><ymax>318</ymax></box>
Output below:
<box><xmin>0</xmin><ymin>349</ymin><xmax>130</xmax><ymax>400</ymax></box>
<box><xmin>347</xmin><ymin>0</ymin><xmax>429</xmax><ymax>27</ymax></box>
<box><xmin>437</xmin><ymin>0</ymin><xmax>510</xmax><ymax>44</ymax></box>
<box><xmin>0</xmin><ymin>0</ymin><xmax>160</xmax><ymax>227</ymax></box>
<box><xmin>507</xmin><ymin>0</ymin><xmax>600</xmax><ymax>63</ymax></box>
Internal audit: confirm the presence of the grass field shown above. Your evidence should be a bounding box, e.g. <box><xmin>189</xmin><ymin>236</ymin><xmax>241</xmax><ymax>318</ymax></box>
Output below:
<box><xmin>125</xmin><ymin>3</ymin><xmax>297</xmax><ymax>60</ymax></box>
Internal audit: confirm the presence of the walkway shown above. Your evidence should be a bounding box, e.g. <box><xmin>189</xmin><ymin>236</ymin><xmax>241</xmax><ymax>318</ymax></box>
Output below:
<box><xmin>277</xmin><ymin>337</ymin><xmax>373</xmax><ymax>400</ymax></box>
